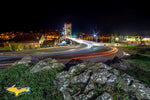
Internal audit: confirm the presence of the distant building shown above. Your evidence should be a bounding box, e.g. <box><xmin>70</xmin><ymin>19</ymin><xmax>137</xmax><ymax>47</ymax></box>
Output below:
<box><xmin>9</xmin><ymin>34</ymin><xmax>46</xmax><ymax>50</ymax></box>
<box><xmin>0</xmin><ymin>32</ymin><xmax>15</xmax><ymax>40</ymax></box>
<box><xmin>80</xmin><ymin>33</ymin><xmax>111</xmax><ymax>43</ymax></box>
<box><xmin>63</xmin><ymin>23</ymin><xmax>72</xmax><ymax>37</ymax></box>
<box><xmin>1</xmin><ymin>30</ymin><xmax>61</xmax><ymax>49</ymax></box>
<box><xmin>44</xmin><ymin>32</ymin><xmax>59</xmax><ymax>41</ymax></box>
<box><xmin>39</xmin><ymin>35</ymin><xmax>46</xmax><ymax>44</ymax></box>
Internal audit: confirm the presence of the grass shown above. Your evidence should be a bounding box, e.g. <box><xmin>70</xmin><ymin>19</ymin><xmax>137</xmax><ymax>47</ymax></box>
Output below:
<box><xmin>119</xmin><ymin>45</ymin><xmax>150</xmax><ymax>85</ymax></box>
<box><xmin>119</xmin><ymin>45</ymin><xmax>150</xmax><ymax>55</ymax></box>
<box><xmin>0</xmin><ymin>64</ymin><xmax>64</xmax><ymax>100</ymax></box>
<box><xmin>0</xmin><ymin>46</ymin><xmax>10</xmax><ymax>51</ymax></box>
<box><xmin>125</xmin><ymin>56</ymin><xmax>150</xmax><ymax>84</ymax></box>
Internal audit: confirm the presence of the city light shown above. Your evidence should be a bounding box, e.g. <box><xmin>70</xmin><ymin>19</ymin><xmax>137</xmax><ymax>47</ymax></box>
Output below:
<box><xmin>62</xmin><ymin>41</ymin><xmax>66</xmax><ymax>44</ymax></box>
<box><xmin>126</xmin><ymin>38</ymin><xmax>136</xmax><ymax>41</ymax></box>
<box><xmin>142</xmin><ymin>38</ymin><xmax>150</xmax><ymax>41</ymax></box>
<box><xmin>115</xmin><ymin>37</ymin><xmax>119</xmax><ymax>41</ymax></box>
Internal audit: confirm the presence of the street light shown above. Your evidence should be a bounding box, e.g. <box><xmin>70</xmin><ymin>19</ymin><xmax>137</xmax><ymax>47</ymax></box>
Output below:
<box><xmin>93</xmin><ymin>34</ymin><xmax>97</xmax><ymax>42</ymax></box>
<box><xmin>93</xmin><ymin>34</ymin><xmax>96</xmax><ymax>37</ymax></box>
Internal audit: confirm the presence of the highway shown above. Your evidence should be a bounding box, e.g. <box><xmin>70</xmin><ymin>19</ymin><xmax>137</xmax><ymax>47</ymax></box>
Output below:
<box><xmin>0</xmin><ymin>38</ymin><xmax>123</xmax><ymax>70</ymax></box>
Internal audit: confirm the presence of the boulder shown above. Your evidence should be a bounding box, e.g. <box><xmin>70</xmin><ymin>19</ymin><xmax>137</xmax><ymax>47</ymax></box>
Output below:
<box><xmin>68</xmin><ymin>63</ymin><xmax>87</xmax><ymax>76</ymax></box>
<box><xmin>104</xmin><ymin>56</ymin><xmax>121</xmax><ymax>66</ymax></box>
<box><xmin>71</xmin><ymin>70</ymin><xmax>91</xmax><ymax>84</ymax></box>
<box><xmin>96</xmin><ymin>92</ymin><xmax>113</xmax><ymax>100</ymax></box>
<box><xmin>106</xmin><ymin>59</ymin><xmax>130</xmax><ymax>70</ymax></box>
<box><xmin>30</xmin><ymin>58</ymin><xmax>65</xmax><ymax>73</ymax></box>
<box><xmin>73</xmin><ymin>91</ymin><xmax>95</xmax><ymax>100</ymax></box>
<box><xmin>112</xmin><ymin>69</ymin><xmax>120</xmax><ymax>76</ymax></box>
<box><xmin>64</xmin><ymin>59</ymin><xmax>84</xmax><ymax>71</ymax></box>
<box><xmin>63</xmin><ymin>91</ymin><xmax>72</xmax><ymax>100</ymax></box>
<box><xmin>84</xmin><ymin>81</ymin><xmax>95</xmax><ymax>92</ymax></box>
<box><xmin>117</xmin><ymin>73</ymin><xmax>150</xmax><ymax>100</ymax></box>
<box><xmin>13</xmin><ymin>55</ymin><xmax>39</xmax><ymax>66</ymax></box>
<box><xmin>54</xmin><ymin>61</ymin><xmax>150</xmax><ymax>100</ymax></box>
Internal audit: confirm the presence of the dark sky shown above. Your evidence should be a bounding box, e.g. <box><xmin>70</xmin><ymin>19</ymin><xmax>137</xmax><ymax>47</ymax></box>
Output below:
<box><xmin>0</xmin><ymin>0</ymin><xmax>150</xmax><ymax>33</ymax></box>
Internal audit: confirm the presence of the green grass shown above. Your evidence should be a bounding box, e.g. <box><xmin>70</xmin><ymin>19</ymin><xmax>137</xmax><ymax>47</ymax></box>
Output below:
<box><xmin>125</xmin><ymin>56</ymin><xmax>150</xmax><ymax>84</ymax></box>
<box><xmin>0</xmin><ymin>46</ymin><xmax>10</xmax><ymax>50</ymax></box>
<box><xmin>0</xmin><ymin>64</ymin><xmax>63</xmax><ymax>100</ymax></box>
<box><xmin>121</xmin><ymin>46</ymin><xmax>150</xmax><ymax>84</ymax></box>
<box><xmin>119</xmin><ymin>45</ymin><xmax>150</xmax><ymax>84</ymax></box>
<box><xmin>119</xmin><ymin>45</ymin><xmax>150</xmax><ymax>54</ymax></box>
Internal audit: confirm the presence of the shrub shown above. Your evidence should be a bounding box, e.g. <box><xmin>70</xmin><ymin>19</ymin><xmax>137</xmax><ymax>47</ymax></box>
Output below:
<box><xmin>17</xmin><ymin>43</ymin><xmax>22</xmax><ymax>51</ymax></box>
<box><xmin>3</xmin><ymin>46</ymin><xmax>10</xmax><ymax>50</ymax></box>
<box><xmin>24</xmin><ymin>46</ymin><xmax>26</xmax><ymax>50</ymax></box>
<box><xmin>29</xmin><ymin>45</ymin><xmax>32</xmax><ymax>49</ymax></box>
<box><xmin>9</xmin><ymin>42</ymin><xmax>17</xmax><ymax>51</ymax></box>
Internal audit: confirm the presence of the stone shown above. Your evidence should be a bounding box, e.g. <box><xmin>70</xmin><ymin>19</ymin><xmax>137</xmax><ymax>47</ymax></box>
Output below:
<box><xmin>91</xmin><ymin>69</ymin><xmax>109</xmax><ymax>84</ymax></box>
<box><xmin>68</xmin><ymin>64</ymin><xmax>87</xmax><ymax>76</ymax></box>
<box><xmin>105</xmin><ymin>57</ymin><xmax>130</xmax><ymax>70</ymax></box>
<box><xmin>74</xmin><ymin>91</ymin><xmax>95</xmax><ymax>100</ymax></box>
<box><xmin>54</xmin><ymin>60</ymin><xmax>150</xmax><ymax>100</ymax></box>
<box><xmin>84</xmin><ymin>81</ymin><xmax>95</xmax><ymax>92</ymax></box>
<box><xmin>133</xmin><ymin>82</ymin><xmax>150</xmax><ymax>100</ymax></box>
<box><xmin>96</xmin><ymin>92</ymin><xmax>113</xmax><ymax>100</ymax></box>
<box><xmin>117</xmin><ymin>76</ymin><xmax>133</xmax><ymax>92</ymax></box>
<box><xmin>64</xmin><ymin>59</ymin><xmax>84</xmax><ymax>71</ymax></box>
<box><xmin>95</xmin><ymin>75</ymin><xmax>107</xmax><ymax>84</ymax></box>
<box><xmin>96</xmin><ymin>62</ymin><xmax>112</xmax><ymax>70</ymax></box>
<box><xmin>55</xmin><ymin>71</ymin><xmax>70</xmax><ymax>83</ymax></box>
<box><xmin>71</xmin><ymin>70</ymin><xmax>91</xmax><ymax>84</ymax></box>
<box><xmin>63</xmin><ymin>91</ymin><xmax>72</xmax><ymax>100</ymax></box>
<box><xmin>116</xmin><ymin>73</ymin><xmax>150</xmax><ymax>100</ymax></box>
<box><xmin>13</xmin><ymin>55</ymin><xmax>39</xmax><ymax>66</ymax></box>
<box><xmin>104</xmin><ymin>56</ymin><xmax>121</xmax><ymax>66</ymax></box>
<box><xmin>112</xmin><ymin>69</ymin><xmax>120</xmax><ymax>76</ymax></box>
<box><xmin>30</xmin><ymin>58</ymin><xmax>65</xmax><ymax>73</ymax></box>
<box><xmin>86</xmin><ymin>91</ymin><xmax>95</xmax><ymax>99</ymax></box>
<box><xmin>107</xmin><ymin>74</ymin><xmax>117</xmax><ymax>86</ymax></box>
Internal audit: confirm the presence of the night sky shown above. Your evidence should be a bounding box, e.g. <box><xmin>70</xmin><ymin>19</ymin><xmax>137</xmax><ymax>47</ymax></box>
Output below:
<box><xmin>0</xmin><ymin>1</ymin><xmax>150</xmax><ymax>33</ymax></box>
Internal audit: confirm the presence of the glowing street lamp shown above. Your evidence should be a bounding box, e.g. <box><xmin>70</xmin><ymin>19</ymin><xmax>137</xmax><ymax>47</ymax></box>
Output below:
<box><xmin>93</xmin><ymin>34</ymin><xmax>97</xmax><ymax>42</ymax></box>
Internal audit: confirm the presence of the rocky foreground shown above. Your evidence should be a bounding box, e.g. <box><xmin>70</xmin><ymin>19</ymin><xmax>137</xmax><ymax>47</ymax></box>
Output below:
<box><xmin>14</xmin><ymin>55</ymin><xmax>150</xmax><ymax>100</ymax></box>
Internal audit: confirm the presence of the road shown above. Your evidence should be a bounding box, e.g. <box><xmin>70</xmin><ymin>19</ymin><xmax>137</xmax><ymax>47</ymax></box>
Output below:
<box><xmin>0</xmin><ymin>38</ymin><xmax>125</xmax><ymax>70</ymax></box>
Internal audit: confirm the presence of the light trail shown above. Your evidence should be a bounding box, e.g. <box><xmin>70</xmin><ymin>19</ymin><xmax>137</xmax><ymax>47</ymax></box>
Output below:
<box><xmin>66</xmin><ymin>37</ymin><xmax>118</xmax><ymax>60</ymax></box>
<box><xmin>72</xmin><ymin>47</ymin><xmax>118</xmax><ymax>59</ymax></box>
<box><xmin>0</xmin><ymin>38</ymin><xmax>119</xmax><ymax>68</ymax></box>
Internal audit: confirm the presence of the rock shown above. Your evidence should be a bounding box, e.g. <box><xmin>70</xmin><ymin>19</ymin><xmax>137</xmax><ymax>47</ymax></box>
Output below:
<box><xmin>95</xmin><ymin>62</ymin><xmax>112</xmax><ymax>70</ymax></box>
<box><xmin>104</xmin><ymin>56</ymin><xmax>130</xmax><ymax>70</ymax></box>
<box><xmin>64</xmin><ymin>59</ymin><xmax>84</xmax><ymax>71</ymax></box>
<box><xmin>74</xmin><ymin>91</ymin><xmax>95</xmax><ymax>100</ymax></box>
<box><xmin>91</xmin><ymin>69</ymin><xmax>109</xmax><ymax>84</ymax></box>
<box><xmin>13</xmin><ymin>55</ymin><xmax>39</xmax><ymax>66</ymax></box>
<box><xmin>107</xmin><ymin>74</ymin><xmax>117</xmax><ymax>86</ymax></box>
<box><xmin>86</xmin><ymin>91</ymin><xmax>95</xmax><ymax>99</ymax></box>
<box><xmin>94</xmin><ymin>75</ymin><xmax>107</xmax><ymax>84</ymax></box>
<box><xmin>63</xmin><ymin>91</ymin><xmax>72</xmax><ymax>100</ymax></box>
<box><xmin>108</xmin><ymin>59</ymin><xmax>130</xmax><ymax>70</ymax></box>
<box><xmin>112</xmin><ymin>69</ymin><xmax>120</xmax><ymax>76</ymax></box>
<box><xmin>68</xmin><ymin>63</ymin><xmax>87</xmax><ymax>76</ymax></box>
<box><xmin>54</xmin><ymin>61</ymin><xmax>150</xmax><ymax>100</ymax></box>
<box><xmin>96</xmin><ymin>92</ymin><xmax>113</xmax><ymax>100</ymax></box>
<box><xmin>30</xmin><ymin>58</ymin><xmax>65</xmax><ymax>73</ymax></box>
<box><xmin>133</xmin><ymin>82</ymin><xmax>150</xmax><ymax>100</ymax></box>
<box><xmin>84</xmin><ymin>81</ymin><xmax>95</xmax><ymax>92</ymax></box>
<box><xmin>117</xmin><ymin>74</ymin><xmax>135</xmax><ymax>92</ymax></box>
<box><xmin>117</xmin><ymin>73</ymin><xmax>150</xmax><ymax>100</ymax></box>
<box><xmin>71</xmin><ymin>70</ymin><xmax>91</xmax><ymax>84</ymax></box>
<box><xmin>104</xmin><ymin>56</ymin><xmax>121</xmax><ymax>66</ymax></box>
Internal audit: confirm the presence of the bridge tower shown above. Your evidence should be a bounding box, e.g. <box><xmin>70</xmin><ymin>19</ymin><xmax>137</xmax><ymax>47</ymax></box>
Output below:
<box><xmin>63</xmin><ymin>22</ymin><xmax>72</xmax><ymax>38</ymax></box>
